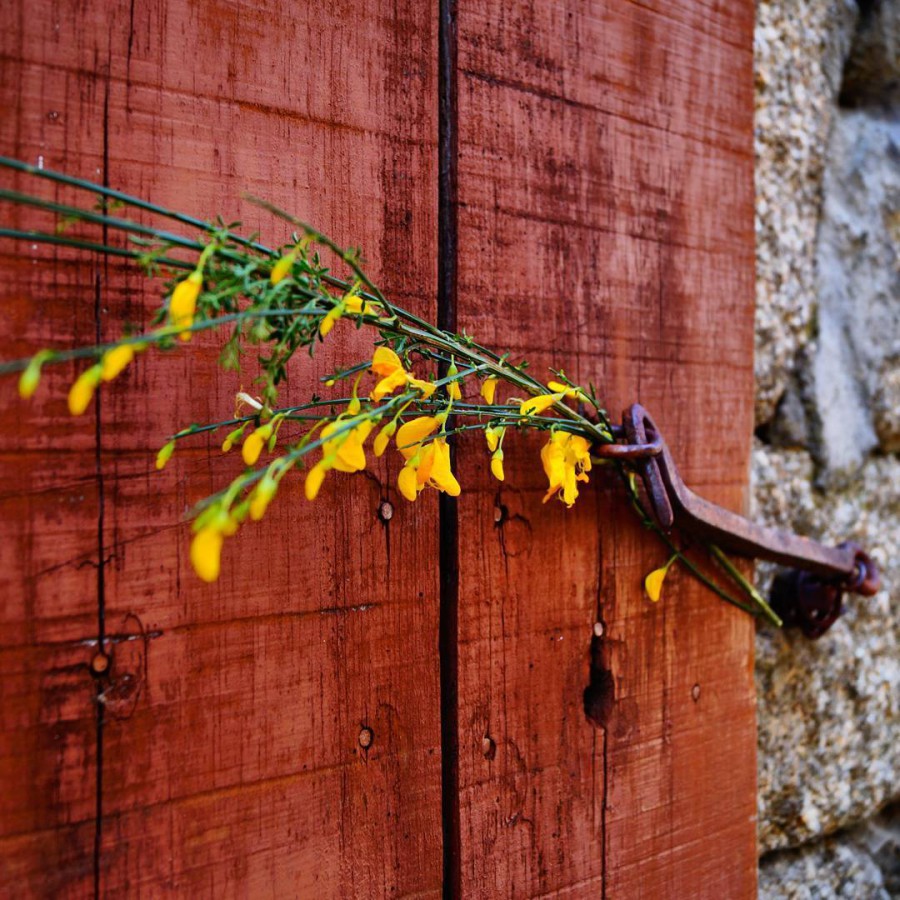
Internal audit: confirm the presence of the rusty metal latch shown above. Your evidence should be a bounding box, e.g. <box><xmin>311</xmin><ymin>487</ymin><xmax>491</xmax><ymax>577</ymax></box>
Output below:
<box><xmin>593</xmin><ymin>404</ymin><xmax>881</xmax><ymax>638</ymax></box>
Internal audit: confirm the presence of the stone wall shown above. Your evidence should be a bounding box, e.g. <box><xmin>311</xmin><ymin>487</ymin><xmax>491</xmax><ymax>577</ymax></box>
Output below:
<box><xmin>754</xmin><ymin>1</ymin><xmax>900</xmax><ymax>896</ymax></box>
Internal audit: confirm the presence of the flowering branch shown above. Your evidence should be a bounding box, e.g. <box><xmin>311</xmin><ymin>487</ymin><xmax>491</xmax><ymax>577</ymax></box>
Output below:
<box><xmin>0</xmin><ymin>157</ymin><xmax>778</xmax><ymax>623</ymax></box>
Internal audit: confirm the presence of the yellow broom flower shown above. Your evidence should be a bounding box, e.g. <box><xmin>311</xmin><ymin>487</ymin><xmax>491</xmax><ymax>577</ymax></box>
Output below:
<box><xmin>446</xmin><ymin>361</ymin><xmax>462</xmax><ymax>401</ymax></box>
<box><xmin>221</xmin><ymin>423</ymin><xmax>248</xmax><ymax>453</ymax></box>
<box><xmin>18</xmin><ymin>350</ymin><xmax>52</xmax><ymax>399</ymax></box>
<box><xmin>304</xmin><ymin>419</ymin><xmax>375</xmax><ymax>500</ymax></box>
<box><xmin>319</xmin><ymin>304</ymin><xmax>343</xmax><ymax>337</ymax></box>
<box><xmin>397</xmin><ymin>463</ymin><xmax>419</xmax><ymax>502</ymax></box>
<box><xmin>540</xmin><ymin>431</ymin><xmax>592</xmax><ymax>507</ymax></box>
<box><xmin>547</xmin><ymin>380</ymin><xmax>587</xmax><ymax>401</ymax></box>
<box><xmin>68</xmin><ymin>365</ymin><xmax>102</xmax><ymax>416</ymax></box>
<box><xmin>396</xmin><ymin>416</ymin><xmax>439</xmax><ymax>458</ymax></box>
<box><xmin>270</xmin><ymin>250</ymin><xmax>296</xmax><ymax>285</ymax></box>
<box><xmin>429</xmin><ymin>438</ymin><xmax>460</xmax><ymax>495</ymax></box>
<box><xmin>397</xmin><ymin>432</ymin><xmax>460</xmax><ymax>501</ymax></box>
<box><xmin>100</xmin><ymin>344</ymin><xmax>135</xmax><ymax>382</ymax></box>
<box><xmin>485</xmin><ymin>425</ymin><xmax>505</xmax><ymax>453</ymax></box>
<box><xmin>155</xmin><ymin>440</ymin><xmax>176</xmax><ymax>470</ymax></box>
<box><xmin>170</xmin><ymin>270</ymin><xmax>203</xmax><ymax>341</ymax></box>
<box><xmin>242</xmin><ymin>423</ymin><xmax>274</xmax><ymax>466</ymax></box>
<box><xmin>644</xmin><ymin>555</ymin><xmax>678</xmax><ymax>603</ymax></box>
<box><xmin>370</xmin><ymin>347</ymin><xmax>435</xmax><ymax>401</ymax></box>
<box><xmin>481</xmin><ymin>377</ymin><xmax>499</xmax><ymax>405</ymax></box>
<box><xmin>373</xmin><ymin>419</ymin><xmax>397</xmax><ymax>457</ymax></box>
<box><xmin>191</xmin><ymin>525</ymin><xmax>224</xmax><ymax>583</ymax></box>
<box><xmin>249</xmin><ymin>474</ymin><xmax>278</xmax><ymax>521</ymax></box>
<box><xmin>521</xmin><ymin>392</ymin><xmax>565</xmax><ymax>417</ymax></box>
<box><xmin>490</xmin><ymin>449</ymin><xmax>505</xmax><ymax>482</ymax></box>
<box><xmin>344</xmin><ymin>294</ymin><xmax>380</xmax><ymax>317</ymax></box>
<box><xmin>408</xmin><ymin>375</ymin><xmax>437</xmax><ymax>399</ymax></box>
<box><xmin>304</xmin><ymin>462</ymin><xmax>327</xmax><ymax>501</ymax></box>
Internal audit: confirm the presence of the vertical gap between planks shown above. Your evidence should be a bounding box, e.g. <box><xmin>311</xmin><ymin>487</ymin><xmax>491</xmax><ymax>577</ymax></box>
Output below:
<box><xmin>438</xmin><ymin>0</ymin><xmax>461</xmax><ymax>896</ymax></box>
<box><xmin>92</xmin><ymin>46</ymin><xmax>112</xmax><ymax>900</ymax></box>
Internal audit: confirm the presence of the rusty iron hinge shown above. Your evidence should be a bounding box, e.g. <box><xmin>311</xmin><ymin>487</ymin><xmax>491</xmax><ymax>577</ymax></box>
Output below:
<box><xmin>593</xmin><ymin>404</ymin><xmax>881</xmax><ymax>638</ymax></box>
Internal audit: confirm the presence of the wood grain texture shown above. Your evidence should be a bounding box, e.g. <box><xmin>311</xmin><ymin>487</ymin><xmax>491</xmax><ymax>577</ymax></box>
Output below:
<box><xmin>453</xmin><ymin>1</ymin><xmax>758</xmax><ymax>896</ymax></box>
<box><xmin>2</xmin><ymin>0</ymin><xmax>759</xmax><ymax>896</ymax></box>
<box><xmin>0</xmin><ymin>1</ymin><xmax>442</xmax><ymax>896</ymax></box>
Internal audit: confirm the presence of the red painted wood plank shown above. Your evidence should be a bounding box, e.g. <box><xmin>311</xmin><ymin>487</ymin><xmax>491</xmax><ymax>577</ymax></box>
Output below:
<box><xmin>453</xmin><ymin>1</ymin><xmax>757</xmax><ymax>895</ymax></box>
<box><xmin>0</xmin><ymin>1</ymin><xmax>443</xmax><ymax>896</ymax></box>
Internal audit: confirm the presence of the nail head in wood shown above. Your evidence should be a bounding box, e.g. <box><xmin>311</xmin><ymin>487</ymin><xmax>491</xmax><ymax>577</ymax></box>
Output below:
<box><xmin>90</xmin><ymin>651</ymin><xmax>111</xmax><ymax>676</ymax></box>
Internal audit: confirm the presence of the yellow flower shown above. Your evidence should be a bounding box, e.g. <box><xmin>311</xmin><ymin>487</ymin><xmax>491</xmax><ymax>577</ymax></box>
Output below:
<box><xmin>155</xmin><ymin>440</ymin><xmax>176</xmax><ymax>470</ymax></box>
<box><xmin>347</xmin><ymin>374</ymin><xmax>364</xmax><ymax>416</ymax></box>
<box><xmin>68</xmin><ymin>365</ymin><xmax>102</xmax><ymax>416</ymax></box>
<box><xmin>521</xmin><ymin>392</ymin><xmax>565</xmax><ymax>417</ymax></box>
<box><xmin>345</xmin><ymin>294</ymin><xmax>380</xmax><ymax>316</ymax></box>
<box><xmin>319</xmin><ymin>304</ymin><xmax>343</xmax><ymax>337</ymax></box>
<box><xmin>100</xmin><ymin>344</ymin><xmax>135</xmax><ymax>382</ymax></box>
<box><xmin>222</xmin><ymin>423</ymin><xmax>247</xmax><ymax>453</ymax></box>
<box><xmin>547</xmin><ymin>380</ymin><xmax>588</xmax><ymax>401</ymax></box>
<box><xmin>304</xmin><ymin>418</ymin><xmax>375</xmax><ymax>500</ymax></box>
<box><xmin>485</xmin><ymin>425</ymin><xmax>505</xmax><ymax>453</ymax></box>
<box><xmin>490</xmin><ymin>449</ymin><xmax>504</xmax><ymax>482</ymax></box>
<box><xmin>446</xmin><ymin>361</ymin><xmax>462</xmax><ymax>401</ymax></box>
<box><xmin>408</xmin><ymin>375</ymin><xmax>437</xmax><ymax>399</ymax></box>
<box><xmin>325</xmin><ymin>419</ymin><xmax>374</xmax><ymax>472</ymax></box>
<box><xmin>242</xmin><ymin>423</ymin><xmax>274</xmax><ymax>466</ymax></box>
<box><xmin>644</xmin><ymin>555</ymin><xmax>678</xmax><ymax>603</ymax></box>
<box><xmin>427</xmin><ymin>438</ymin><xmax>460</xmax><ymax>495</ymax></box>
<box><xmin>305</xmin><ymin>462</ymin><xmax>327</xmax><ymax>501</ymax></box>
<box><xmin>370</xmin><ymin>347</ymin><xmax>435</xmax><ymax>401</ymax></box>
<box><xmin>373</xmin><ymin>419</ymin><xmax>397</xmax><ymax>457</ymax></box>
<box><xmin>18</xmin><ymin>351</ymin><xmax>52</xmax><ymax>399</ymax></box>
<box><xmin>397</xmin><ymin>464</ymin><xmax>419</xmax><ymax>502</ymax></box>
<box><xmin>270</xmin><ymin>251</ymin><xmax>296</xmax><ymax>285</ymax></box>
<box><xmin>371</xmin><ymin>347</ymin><xmax>408</xmax><ymax>400</ymax></box>
<box><xmin>249</xmin><ymin>474</ymin><xmax>278</xmax><ymax>521</ymax></box>
<box><xmin>481</xmin><ymin>377</ymin><xmax>499</xmax><ymax>405</ymax></box>
<box><xmin>397</xmin><ymin>432</ymin><xmax>460</xmax><ymax>501</ymax></box>
<box><xmin>541</xmin><ymin>431</ymin><xmax>592</xmax><ymax>507</ymax></box>
<box><xmin>191</xmin><ymin>524</ymin><xmax>224</xmax><ymax>583</ymax></box>
<box><xmin>170</xmin><ymin>270</ymin><xmax>203</xmax><ymax>341</ymax></box>
<box><xmin>396</xmin><ymin>416</ymin><xmax>439</xmax><ymax>458</ymax></box>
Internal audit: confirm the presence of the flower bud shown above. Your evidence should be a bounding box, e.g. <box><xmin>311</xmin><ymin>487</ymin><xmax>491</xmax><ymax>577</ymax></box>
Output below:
<box><xmin>481</xmin><ymin>377</ymin><xmax>499</xmax><ymax>405</ymax></box>
<box><xmin>269</xmin><ymin>250</ymin><xmax>296</xmax><ymax>285</ymax></box>
<box><xmin>249</xmin><ymin>475</ymin><xmax>278</xmax><ymax>521</ymax></box>
<box><xmin>242</xmin><ymin>423</ymin><xmax>274</xmax><ymax>466</ymax></box>
<box><xmin>490</xmin><ymin>449</ymin><xmax>505</xmax><ymax>482</ymax></box>
<box><xmin>100</xmin><ymin>344</ymin><xmax>135</xmax><ymax>382</ymax></box>
<box><xmin>67</xmin><ymin>365</ymin><xmax>102</xmax><ymax>416</ymax></box>
<box><xmin>190</xmin><ymin>525</ymin><xmax>224</xmax><ymax>583</ymax></box>
<box><xmin>447</xmin><ymin>361</ymin><xmax>462</xmax><ymax>401</ymax></box>
<box><xmin>304</xmin><ymin>462</ymin><xmax>327</xmax><ymax>501</ymax></box>
<box><xmin>155</xmin><ymin>440</ymin><xmax>176</xmax><ymax>471</ymax></box>
<box><xmin>170</xmin><ymin>270</ymin><xmax>203</xmax><ymax>341</ymax></box>
<box><xmin>374</xmin><ymin>420</ymin><xmax>397</xmax><ymax>457</ymax></box>
<box><xmin>18</xmin><ymin>351</ymin><xmax>51</xmax><ymax>399</ymax></box>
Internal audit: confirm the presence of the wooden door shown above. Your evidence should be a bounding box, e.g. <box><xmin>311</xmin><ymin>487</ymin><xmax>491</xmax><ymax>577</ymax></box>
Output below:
<box><xmin>0</xmin><ymin>1</ymin><xmax>757</xmax><ymax>896</ymax></box>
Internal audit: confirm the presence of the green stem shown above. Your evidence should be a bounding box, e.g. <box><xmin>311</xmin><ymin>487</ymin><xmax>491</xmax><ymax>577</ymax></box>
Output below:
<box><xmin>0</xmin><ymin>156</ymin><xmax>276</xmax><ymax>258</ymax></box>
<box><xmin>0</xmin><ymin>228</ymin><xmax>194</xmax><ymax>269</ymax></box>
<box><xmin>709</xmin><ymin>544</ymin><xmax>783</xmax><ymax>627</ymax></box>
